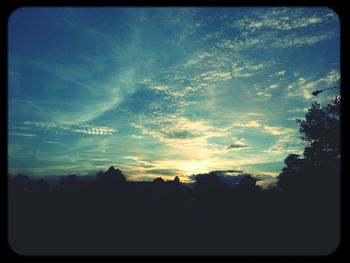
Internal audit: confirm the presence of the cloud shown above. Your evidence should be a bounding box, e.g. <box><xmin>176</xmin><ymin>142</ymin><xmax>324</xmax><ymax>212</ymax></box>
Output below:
<box><xmin>217</xmin><ymin>29</ymin><xmax>336</xmax><ymax>55</ymax></box>
<box><xmin>76</xmin><ymin>68</ymin><xmax>139</xmax><ymax>124</ymax></box>
<box><xmin>215</xmin><ymin>9</ymin><xmax>337</xmax><ymax>53</ymax></box>
<box><xmin>264</xmin><ymin>133</ymin><xmax>303</xmax><ymax>155</ymax></box>
<box><xmin>263</xmin><ymin>125</ymin><xmax>295</xmax><ymax>135</ymax></box>
<box><xmin>232</xmin><ymin>120</ymin><xmax>261</xmax><ymax>128</ymax></box>
<box><xmin>72</xmin><ymin>127</ymin><xmax>116</xmax><ymax>135</ymax></box>
<box><xmin>257</xmin><ymin>91</ymin><xmax>272</xmax><ymax>97</ymax></box>
<box><xmin>22</xmin><ymin>121</ymin><xmax>117</xmax><ymax>136</ymax></box>
<box><xmin>133</xmin><ymin>113</ymin><xmax>231</xmax><ymax>150</ymax></box>
<box><xmin>124</xmin><ymin>156</ymin><xmax>155</xmax><ymax>168</ymax></box>
<box><xmin>200</xmin><ymin>70</ymin><xmax>232</xmax><ymax>81</ymax></box>
<box><xmin>288</xmin><ymin>107</ymin><xmax>308</xmax><ymax>113</ymax></box>
<box><xmin>161</xmin><ymin>130</ymin><xmax>197</xmax><ymax>140</ymax></box>
<box><xmin>188</xmin><ymin>170</ymin><xmax>257</xmax><ymax>187</ymax></box>
<box><xmin>218</xmin><ymin>37</ymin><xmax>264</xmax><ymax>52</ymax></box>
<box><xmin>231</xmin><ymin>8</ymin><xmax>337</xmax><ymax>34</ymax></box>
<box><xmin>183</xmin><ymin>52</ymin><xmax>211</xmax><ymax>67</ymax></box>
<box><xmin>230</xmin><ymin>62</ymin><xmax>265</xmax><ymax>78</ymax></box>
<box><xmin>11</xmin><ymin>45</ymin><xmax>141</xmax><ymax>125</ymax></box>
<box><xmin>144</xmin><ymin>169</ymin><xmax>181</xmax><ymax>176</ymax></box>
<box><xmin>273</xmin><ymin>32</ymin><xmax>336</xmax><ymax>49</ymax></box>
<box><xmin>287</xmin><ymin>70</ymin><xmax>340</xmax><ymax>99</ymax></box>
<box><xmin>275</xmin><ymin>71</ymin><xmax>286</xmax><ymax>76</ymax></box>
<box><xmin>226</xmin><ymin>140</ymin><xmax>252</xmax><ymax>150</ymax></box>
<box><xmin>9</xmin><ymin>132</ymin><xmax>37</xmax><ymax>137</ymax></box>
<box><xmin>44</xmin><ymin>141</ymin><xmax>60</xmax><ymax>144</ymax></box>
<box><xmin>245</xmin><ymin>112</ymin><xmax>265</xmax><ymax>117</ymax></box>
<box><xmin>264</xmin><ymin>143</ymin><xmax>302</xmax><ymax>155</ymax></box>
<box><xmin>269</xmin><ymin>84</ymin><xmax>279</xmax><ymax>89</ymax></box>
<box><xmin>130</xmin><ymin>134</ymin><xmax>143</xmax><ymax>139</ymax></box>
<box><xmin>269</xmin><ymin>71</ymin><xmax>286</xmax><ymax>77</ymax></box>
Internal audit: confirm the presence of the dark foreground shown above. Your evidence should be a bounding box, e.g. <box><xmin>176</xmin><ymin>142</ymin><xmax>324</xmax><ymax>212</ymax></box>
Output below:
<box><xmin>8</xmin><ymin>175</ymin><xmax>339</xmax><ymax>256</ymax></box>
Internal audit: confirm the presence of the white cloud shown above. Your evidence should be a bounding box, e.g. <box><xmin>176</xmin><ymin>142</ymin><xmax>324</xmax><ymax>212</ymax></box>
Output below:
<box><xmin>257</xmin><ymin>91</ymin><xmax>272</xmax><ymax>97</ymax></box>
<box><xmin>263</xmin><ymin>125</ymin><xmax>296</xmax><ymax>135</ymax></box>
<box><xmin>22</xmin><ymin>121</ymin><xmax>117</xmax><ymax>136</ymax></box>
<box><xmin>287</xmin><ymin>70</ymin><xmax>340</xmax><ymax>99</ymax></box>
<box><xmin>200</xmin><ymin>70</ymin><xmax>231</xmax><ymax>81</ymax></box>
<box><xmin>9</xmin><ymin>132</ymin><xmax>37</xmax><ymax>137</ymax></box>
<box><xmin>232</xmin><ymin>120</ymin><xmax>261</xmax><ymax>128</ymax></box>
<box><xmin>130</xmin><ymin>135</ymin><xmax>143</xmax><ymax>139</ymax></box>
<box><xmin>44</xmin><ymin>141</ymin><xmax>60</xmax><ymax>144</ymax></box>
<box><xmin>73</xmin><ymin>127</ymin><xmax>117</xmax><ymax>135</ymax></box>
<box><xmin>288</xmin><ymin>107</ymin><xmax>309</xmax><ymax>113</ymax></box>
<box><xmin>275</xmin><ymin>70</ymin><xmax>286</xmax><ymax>76</ymax></box>
<box><xmin>234</xmin><ymin>8</ymin><xmax>336</xmax><ymax>32</ymax></box>
<box><xmin>263</xmin><ymin>129</ymin><xmax>303</xmax><ymax>155</ymax></box>
<box><xmin>183</xmin><ymin>52</ymin><xmax>211</xmax><ymax>67</ymax></box>
<box><xmin>245</xmin><ymin>112</ymin><xmax>265</xmax><ymax>117</ymax></box>
<box><xmin>132</xmin><ymin>112</ymin><xmax>232</xmax><ymax>161</ymax></box>
<box><xmin>273</xmin><ymin>32</ymin><xmax>336</xmax><ymax>49</ymax></box>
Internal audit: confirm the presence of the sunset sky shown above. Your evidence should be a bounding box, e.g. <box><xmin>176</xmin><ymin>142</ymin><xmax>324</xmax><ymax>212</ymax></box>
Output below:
<box><xmin>8</xmin><ymin>7</ymin><xmax>340</xmax><ymax>185</ymax></box>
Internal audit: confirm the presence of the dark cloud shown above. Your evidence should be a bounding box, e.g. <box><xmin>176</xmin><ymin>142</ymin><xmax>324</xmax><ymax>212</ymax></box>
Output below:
<box><xmin>189</xmin><ymin>170</ymin><xmax>252</xmax><ymax>185</ymax></box>
<box><xmin>226</xmin><ymin>142</ymin><xmax>252</xmax><ymax>149</ymax></box>
<box><xmin>145</xmin><ymin>169</ymin><xmax>180</xmax><ymax>176</ymax></box>
<box><xmin>140</xmin><ymin>165</ymin><xmax>155</xmax><ymax>168</ymax></box>
<box><xmin>211</xmin><ymin>169</ymin><xmax>244</xmax><ymax>175</ymax></box>
<box><xmin>162</xmin><ymin>130</ymin><xmax>197</xmax><ymax>139</ymax></box>
<box><xmin>135</xmin><ymin>176</ymin><xmax>154</xmax><ymax>181</ymax></box>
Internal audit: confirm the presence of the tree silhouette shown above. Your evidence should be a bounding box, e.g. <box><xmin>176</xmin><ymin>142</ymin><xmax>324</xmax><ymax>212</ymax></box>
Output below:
<box><xmin>96</xmin><ymin>166</ymin><xmax>126</xmax><ymax>184</ymax></box>
<box><xmin>10</xmin><ymin>174</ymin><xmax>34</xmax><ymax>192</ymax></box>
<box><xmin>235</xmin><ymin>174</ymin><xmax>261</xmax><ymax>193</ymax></box>
<box><xmin>173</xmin><ymin>176</ymin><xmax>180</xmax><ymax>183</ymax></box>
<box><xmin>277</xmin><ymin>97</ymin><xmax>340</xmax><ymax>194</ymax></box>
<box><xmin>153</xmin><ymin>177</ymin><xmax>165</xmax><ymax>184</ymax></box>
<box><xmin>193</xmin><ymin>171</ymin><xmax>226</xmax><ymax>192</ymax></box>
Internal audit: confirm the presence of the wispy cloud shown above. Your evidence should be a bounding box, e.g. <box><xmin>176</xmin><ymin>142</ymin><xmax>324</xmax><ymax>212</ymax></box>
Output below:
<box><xmin>287</xmin><ymin>70</ymin><xmax>340</xmax><ymax>99</ymax></box>
<box><xmin>130</xmin><ymin>134</ymin><xmax>143</xmax><ymax>139</ymax></box>
<box><xmin>245</xmin><ymin>112</ymin><xmax>265</xmax><ymax>117</ymax></box>
<box><xmin>232</xmin><ymin>120</ymin><xmax>261</xmax><ymax>128</ymax></box>
<box><xmin>233</xmin><ymin>8</ymin><xmax>337</xmax><ymax>32</ymax></box>
<box><xmin>133</xmin><ymin>113</ymin><xmax>231</xmax><ymax>149</ymax></box>
<box><xmin>274</xmin><ymin>71</ymin><xmax>286</xmax><ymax>76</ymax></box>
<box><xmin>9</xmin><ymin>132</ymin><xmax>37</xmax><ymax>137</ymax></box>
<box><xmin>21</xmin><ymin>121</ymin><xmax>117</xmax><ymax>136</ymax></box>
<box><xmin>257</xmin><ymin>91</ymin><xmax>272</xmax><ymax>98</ymax></box>
<box><xmin>264</xmin><ymin>131</ymin><xmax>303</xmax><ymax>155</ymax></box>
<box><xmin>288</xmin><ymin>107</ymin><xmax>309</xmax><ymax>113</ymax></box>
<box><xmin>269</xmin><ymin>84</ymin><xmax>279</xmax><ymax>89</ymax></box>
<box><xmin>72</xmin><ymin>127</ymin><xmax>116</xmax><ymax>135</ymax></box>
<box><xmin>273</xmin><ymin>32</ymin><xmax>336</xmax><ymax>49</ymax></box>
<box><xmin>263</xmin><ymin>125</ymin><xmax>296</xmax><ymax>135</ymax></box>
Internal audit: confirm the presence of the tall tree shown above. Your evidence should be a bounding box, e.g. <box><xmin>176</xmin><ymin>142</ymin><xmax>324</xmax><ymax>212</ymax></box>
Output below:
<box><xmin>277</xmin><ymin>97</ymin><xmax>340</xmax><ymax>193</ymax></box>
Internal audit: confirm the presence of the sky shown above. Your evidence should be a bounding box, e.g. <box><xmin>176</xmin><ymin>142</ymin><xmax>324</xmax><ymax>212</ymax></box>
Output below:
<box><xmin>8</xmin><ymin>7</ymin><xmax>340</xmax><ymax>186</ymax></box>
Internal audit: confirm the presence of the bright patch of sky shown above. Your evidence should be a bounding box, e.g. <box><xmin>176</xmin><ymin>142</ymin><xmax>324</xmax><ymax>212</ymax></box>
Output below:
<box><xmin>8</xmin><ymin>7</ymin><xmax>340</xmax><ymax>184</ymax></box>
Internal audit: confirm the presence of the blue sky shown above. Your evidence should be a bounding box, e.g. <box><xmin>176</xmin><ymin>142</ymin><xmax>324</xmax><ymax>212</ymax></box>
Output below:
<box><xmin>8</xmin><ymin>7</ymin><xmax>340</xmax><ymax>186</ymax></box>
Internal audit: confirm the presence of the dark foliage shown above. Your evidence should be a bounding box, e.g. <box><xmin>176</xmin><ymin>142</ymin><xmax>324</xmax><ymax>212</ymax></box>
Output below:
<box><xmin>277</xmin><ymin>97</ymin><xmax>340</xmax><ymax>195</ymax></box>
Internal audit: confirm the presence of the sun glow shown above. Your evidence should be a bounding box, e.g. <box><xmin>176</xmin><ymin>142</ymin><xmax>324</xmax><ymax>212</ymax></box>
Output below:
<box><xmin>182</xmin><ymin>160</ymin><xmax>211</xmax><ymax>175</ymax></box>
